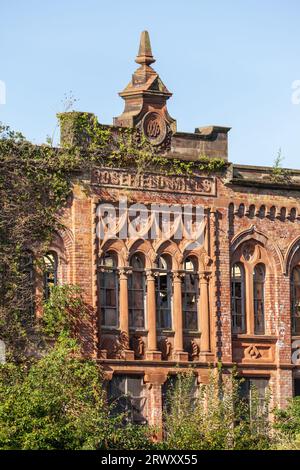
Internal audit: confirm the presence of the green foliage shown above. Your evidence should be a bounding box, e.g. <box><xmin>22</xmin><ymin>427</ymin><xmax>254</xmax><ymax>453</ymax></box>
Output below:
<box><xmin>42</xmin><ymin>285</ymin><xmax>90</xmax><ymax>339</ymax></box>
<box><xmin>0</xmin><ymin>336</ymin><xmax>153</xmax><ymax>450</ymax></box>
<box><xmin>0</xmin><ymin>117</ymin><xmax>226</xmax><ymax>358</ymax></box>
<box><xmin>57</xmin><ymin>112</ymin><xmax>227</xmax><ymax>175</ymax></box>
<box><xmin>160</xmin><ymin>370</ymin><xmax>271</xmax><ymax>450</ymax></box>
<box><xmin>274</xmin><ymin>396</ymin><xmax>300</xmax><ymax>438</ymax></box>
<box><xmin>271</xmin><ymin>148</ymin><xmax>291</xmax><ymax>183</ymax></box>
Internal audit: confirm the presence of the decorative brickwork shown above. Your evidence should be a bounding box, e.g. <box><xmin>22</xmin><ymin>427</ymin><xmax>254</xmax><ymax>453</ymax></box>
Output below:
<box><xmin>49</xmin><ymin>31</ymin><xmax>300</xmax><ymax>430</ymax></box>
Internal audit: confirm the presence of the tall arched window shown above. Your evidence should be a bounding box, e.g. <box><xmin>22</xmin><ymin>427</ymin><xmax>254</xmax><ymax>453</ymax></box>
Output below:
<box><xmin>231</xmin><ymin>263</ymin><xmax>246</xmax><ymax>334</ymax></box>
<box><xmin>155</xmin><ymin>254</ymin><xmax>172</xmax><ymax>330</ymax></box>
<box><xmin>291</xmin><ymin>266</ymin><xmax>300</xmax><ymax>335</ymax></box>
<box><xmin>254</xmin><ymin>263</ymin><xmax>265</xmax><ymax>334</ymax></box>
<box><xmin>43</xmin><ymin>252</ymin><xmax>58</xmax><ymax>300</ymax></box>
<box><xmin>128</xmin><ymin>253</ymin><xmax>145</xmax><ymax>329</ymax></box>
<box><xmin>182</xmin><ymin>257</ymin><xmax>199</xmax><ymax>330</ymax></box>
<box><xmin>99</xmin><ymin>252</ymin><xmax>119</xmax><ymax>328</ymax></box>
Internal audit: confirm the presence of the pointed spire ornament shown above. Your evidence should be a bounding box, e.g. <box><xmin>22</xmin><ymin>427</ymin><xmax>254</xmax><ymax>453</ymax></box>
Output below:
<box><xmin>135</xmin><ymin>31</ymin><xmax>155</xmax><ymax>66</ymax></box>
<box><xmin>113</xmin><ymin>31</ymin><xmax>176</xmax><ymax>138</ymax></box>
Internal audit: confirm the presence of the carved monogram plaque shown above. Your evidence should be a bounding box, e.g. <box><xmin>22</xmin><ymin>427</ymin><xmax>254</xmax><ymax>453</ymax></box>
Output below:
<box><xmin>142</xmin><ymin>112</ymin><xmax>167</xmax><ymax>145</ymax></box>
<box><xmin>91</xmin><ymin>167</ymin><xmax>217</xmax><ymax>196</ymax></box>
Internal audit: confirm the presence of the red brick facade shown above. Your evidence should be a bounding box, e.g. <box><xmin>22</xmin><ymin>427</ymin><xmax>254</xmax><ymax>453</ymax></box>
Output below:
<box><xmin>47</xmin><ymin>32</ymin><xmax>300</xmax><ymax>429</ymax></box>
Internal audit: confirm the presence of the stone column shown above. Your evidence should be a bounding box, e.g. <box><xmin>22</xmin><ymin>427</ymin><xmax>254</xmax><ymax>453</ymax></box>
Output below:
<box><xmin>119</xmin><ymin>268</ymin><xmax>134</xmax><ymax>360</ymax></box>
<box><xmin>144</xmin><ymin>371</ymin><xmax>168</xmax><ymax>439</ymax></box>
<box><xmin>199</xmin><ymin>272</ymin><xmax>211</xmax><ymax>355</ymax></box>
<box><xmin>173</xmin><ymin>271</ymin><xmax>188</xmax><ymax>361</ymax></box>
<box><xmin>146</xmin><ymin>270</ymin><xmax>161</xmax><ymax>360</ymax></box>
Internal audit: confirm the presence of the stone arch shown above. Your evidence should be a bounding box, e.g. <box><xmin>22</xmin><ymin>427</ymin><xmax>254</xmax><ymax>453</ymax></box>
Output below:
<box><xmin>284</xmin><ymin>236</ymin><xmax>300</xmax><ymax>275</ymax></box>
<box><xmin>153</xmin><ymin>239</ymin><xmax>182</xmax><ymax>270</ymax></box>
<box><xmin>182</xmin><ymin>246</ymin><xmax>212</xmax><ymax>272</ymax></box>
<box><xmin>231</xmin><ymin>225</ymin><xmax>283</xmax><ymax>274</ymax></box>
<box><xmin>100</xmin><ymin>238</ymin><xmax>128</xmax><ymax>267</ymax></box>
<box><xmin>126</xmin><ymin>238</ymin><xmax>155</xmax><ymax>269</ymax></box>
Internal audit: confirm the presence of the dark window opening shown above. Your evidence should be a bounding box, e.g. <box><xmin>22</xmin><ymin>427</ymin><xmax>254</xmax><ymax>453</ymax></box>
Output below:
<box><xmin>291</xmin><ymin>267</ymin><xmax>300</xmax><ymax>335</ymax></box>
<box><xmin>182</xmin><ymin>257</ymin><xmax>199</xmax><ymax>331</ymax></box>
<box><xmin>231</xmin><ymin>263</ymin><xmax>246</xmax><ymax>334</ymax></box>
<box><xmin>155</xmin><ymin>255</ymin><xmax>172</xmax><ymax>330</ymax></box>
<box><xmin>128</xmin><ymin>254</ymin><xmax>145</xmax><ymax>329</ymax></box>
<box><xmin>294</xmin><ymin>379</ymin><xmax>300</xmax><ymax>397</ymax></box>
<box><xmin>108</xmin><ymin>375</ymin><xmax>147</xmax><ymax>424</ymax></box>
<box><xmin>254</xmin><ymin>264</ymin><xmax>265</xmax><ymax>335</ymax></box>
<box><xmin>239</xmin><ymin>377</ymin><xmax>269</xmax><ymax>419</ymax></box>
<box><xmin>43</xmin><ymin>252</ymin><xmax>58</xmax><ymax>300</ymax></box>
<box><xmin>99</xmin><ymin>252</ymin><xmax>119</xmax><ymax>328</ymax></box>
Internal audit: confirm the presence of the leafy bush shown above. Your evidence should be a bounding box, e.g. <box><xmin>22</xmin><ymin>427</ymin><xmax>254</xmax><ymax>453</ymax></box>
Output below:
<box><xmin>0</xmin><ymin>336</ymin><xmax>152</xmax><ymax>450</ymax></box>
<box><xmin>160</xmin><ymin>369</ymin><xmax>271</xmax><ymax>450</ymax></box>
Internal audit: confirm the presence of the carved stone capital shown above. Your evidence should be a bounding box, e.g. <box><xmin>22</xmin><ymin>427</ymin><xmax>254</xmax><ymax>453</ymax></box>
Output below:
<box><xmin>199</xmin><ymin>271</ymin><xmax>211</xmax><ymax>283</ymax></box>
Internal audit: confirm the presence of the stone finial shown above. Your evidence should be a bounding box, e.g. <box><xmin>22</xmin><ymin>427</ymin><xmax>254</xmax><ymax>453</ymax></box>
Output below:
<box><xmin>135</xmin><ymin>30</ymin><xmax>155</xmax><ymax>66</ymax></box>
<box><xmin>113</xmin><ymin>31</ymin><xmax>176</xmax><ymax>136</ymax></box>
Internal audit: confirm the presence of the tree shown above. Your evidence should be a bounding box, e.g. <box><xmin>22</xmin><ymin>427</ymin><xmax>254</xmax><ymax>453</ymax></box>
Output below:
<box><xmin>274</xmin><ymin>397</ymin><xmax>300</xmax><ymax>449</ymax></box>
<box><xmin>0</xmin><ymin>335</ymin><xmax>153</xmax><ymax>450</ymax></box>
<box><xmin>160</xmin><ymin>369</ymin><xmax>272</xmax><ymax>450</ymax></box>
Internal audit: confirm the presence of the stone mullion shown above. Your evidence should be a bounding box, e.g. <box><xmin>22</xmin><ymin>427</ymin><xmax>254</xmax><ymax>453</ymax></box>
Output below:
<box><xmin>245</xmin><ymin>263</ymin><xmax>254</xmax><ymax>334</ymax></box>
<box><xmin>199</xmin><ymin>272</ymin><xmax>211</xmax><ymax>353</ymax></box>
<box><xmin>172</xmin><ymin>271</ymin><xmax>188</xmax><ymax>361</ymax></box>
<box><xmin>145</xmin><ymin>270</ymin><xmax>161</xmax><ymax>360</ymax></box>
<box><xmin>118</xmin><ymin>268</ymin><xmax>134</xmax><ymax>360</ymax></box>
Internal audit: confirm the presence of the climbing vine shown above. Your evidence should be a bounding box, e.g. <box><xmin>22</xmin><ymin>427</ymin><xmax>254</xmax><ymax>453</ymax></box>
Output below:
<box><xmin>0</xmin><ymin>116</ymin><xmax>226</xmax><ymax>359</ymax></box>
<box><xmin>58</xmin><ymin>111</ymin><xmax>227</xmax><ymax>175</ymax></box>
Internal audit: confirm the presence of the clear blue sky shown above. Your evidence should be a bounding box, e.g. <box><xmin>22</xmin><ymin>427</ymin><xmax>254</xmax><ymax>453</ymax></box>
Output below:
<box><xmin>1</xmin><ymin>0</ymin><xmax>300</xmax><ymax>167</ymax></box>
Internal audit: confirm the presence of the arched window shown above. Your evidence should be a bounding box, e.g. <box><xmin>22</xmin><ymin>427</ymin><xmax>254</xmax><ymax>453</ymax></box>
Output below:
<box><xmin>291</xmin><ymin>266</ymin><xmax>300</xmax><ymax>335</ymax></box>
<box><xmin>182</xmin><ymin>257</ymin><xmax>199</xmax><ymax>330</ymax></box>
<box><xmin>20</xmin><ymin>250</ymin><xmax>35</xmax><ymax>315</ymax></box>
<box><xmin>128</xmin><ymin>253</ymin><xmax>145</xmax><ymax>329</ymax></box>
<box><xmin>99</xmin><ymin>252</ymin><xmax>119</xmax><ymax>328</ymax></box>
<box><xmin>253</xmin><ymin>263</ymin><xmax>265</xmax><ymax>334</ymax></box>
<box><xmin>231</xmin><ymin>263</ymin><xmax>246</xmax><ymax>334</ymax></box>
<box><xmin>155</xmin><ymin>254</ymin><xmax>172</xmax><ymax>329</ymax></box>
<box><xmin>43</xmin><ymin>252</ymin><xmax>58</xmax><ymax>300</ymax></box>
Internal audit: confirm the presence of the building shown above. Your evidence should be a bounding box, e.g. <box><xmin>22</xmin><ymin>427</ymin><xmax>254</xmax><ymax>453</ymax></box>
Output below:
<box><xmin>43</xmin><ymin>31</ymin><xmax>300</xmax><ymax>429</ymax></box>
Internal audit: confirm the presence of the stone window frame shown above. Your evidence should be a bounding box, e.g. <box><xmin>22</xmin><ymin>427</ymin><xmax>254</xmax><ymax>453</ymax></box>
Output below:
<box><xmin>154</xmin><ymin>253</ymin><xmax>173</xmax><ymax>331</ymax></box>
<box><xmin>291</xmin><ymin>265</ymin><xmax>300</xmax><ymax>336</ymax></box>
<box><xmin>99</xmin><ymin>251</ymin><xmax>119</xmax><ymax>329</ymax></box>
<box><xmin>107</xmin><ymin>374</ymin><xmax>147</xmax><ymax>424</ymax></box>
<box><xmin>231</xmin><ymin>262</ymin><xmax>246</xmax><ymax>334</ymax></box>
<box><xmin>43</xmin><ymin>251</ymin><xmax>58</xmax><ymax>301</ymax></box>
<box><xmin>182</xmin><ymin>255</ymin><xmax>199</xmax><ymax>332</ymax></box>
<box><xmin>231</xmin><ymin>241</ymin><xmax>270</xmax><ymax>336</ymax></box>
<box><xmin>128</xmin><ymin>252</ymin><xmax>146</xmax><ymax>330</ymax></box>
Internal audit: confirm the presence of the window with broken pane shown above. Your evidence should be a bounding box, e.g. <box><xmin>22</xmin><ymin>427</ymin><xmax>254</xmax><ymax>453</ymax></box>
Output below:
<box><xmin>182</xmin><ymin>256</ymin><xmax>199</xmax><ymax>330</ymax></box>
<box><xmin>155</xmin><ymin>254</ymin><xmax>172</xmax><ymax>330</ymax></box>
<box><xmin>128</xmin><ymin>253</ymin><xmax>145</xmax><ymax>329</ymax></box>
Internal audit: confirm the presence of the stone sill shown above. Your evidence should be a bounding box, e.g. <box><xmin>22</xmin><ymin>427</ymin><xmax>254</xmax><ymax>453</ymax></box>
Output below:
<box><xmin>157</xmin><ymin>329</ymin><xmax>175</xmax><ymax>337</ymax></box>
<box><xmin>233</xmin><ymin>334</ymin><xmax>278</xmax><ymax>343</ymax></box>
<box><xmin>183</xmin><ymin>330</ymin><xmax>201</xmax><ymax>337</ymax></box>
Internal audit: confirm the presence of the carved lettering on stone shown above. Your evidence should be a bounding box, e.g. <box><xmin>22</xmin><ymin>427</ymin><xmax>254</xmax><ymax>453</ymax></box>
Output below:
<box><xmin>91</xmin><ymin>167</ymin><xmax>217</xmax><ymax>196</ymax></box>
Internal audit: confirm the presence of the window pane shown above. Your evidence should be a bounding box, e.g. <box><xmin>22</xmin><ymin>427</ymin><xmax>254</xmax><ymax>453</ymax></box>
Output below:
<box><xmin>254</xmin><ymin>264</ymin><xmax>265</xmax><ymax>335</ymax></box>
<box><xmin>108</xmin><ymin>375</ymin><xmax>146</xmax><ymax>424</ymax></box>
<box><xmin>129</xmin><ymin>254</ymin><xmax>145</xmax><ymax>328</ymax></box>
<box><xmin>292</xmin><ymin>267</ymin><xmax>300</xmax><ymax>335</ymax></box>
<box><xmin>43</xmin><ymin>252</ymin><xmax>58</xmax><ymax>300</ymax></box>
<box><xmin>231</xmin><ymin>263</ymin><xmax>246</xmax><ymax>333</ymax></box>
<box><xmin>182</xmin><ymin>259</ymin><xmax>199</xmax><ymax>331</ymax></box>
<box><xmin>155</xmin><ymin>260</ymin><xmax>172</xmax><ymax>329</ymax></box>
<box><xmin>99</xmin><ymin>266</ymin><xmax>118</xmax><ymax>327</ymax></box>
